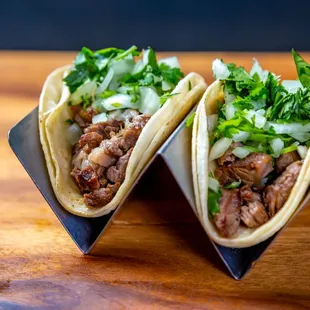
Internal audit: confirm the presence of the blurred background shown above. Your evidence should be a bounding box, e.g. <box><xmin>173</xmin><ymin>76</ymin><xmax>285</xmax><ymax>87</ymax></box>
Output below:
<box><xmin>1</xmin><ymin>0</ymin><xmax>310</xmax><ymax>51</ymax></box>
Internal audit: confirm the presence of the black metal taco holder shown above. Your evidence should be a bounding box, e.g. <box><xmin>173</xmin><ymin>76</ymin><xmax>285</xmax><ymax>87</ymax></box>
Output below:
<box><xmin>8</xmin><ymin>106</ymin><xmax>310</xmax><ymax>280</ymax></box>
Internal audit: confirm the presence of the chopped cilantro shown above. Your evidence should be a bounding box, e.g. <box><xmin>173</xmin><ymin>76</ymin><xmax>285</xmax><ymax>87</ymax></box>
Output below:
<box><xmin>100</xmin><ymin>90</ymin><xmax>117</xmax><ymax>99</ymax></box>
<box><xmin>292</xmin><ymin>49</ymin><xmax>310</xmax><ymax>89</ymax></box>
<box><xmin>159</xmin><ymin>63</ymin><xmax>184</xmax><ymax>85</ymax></box>
<box><xmin>160</xmin><ymin>92</ymin><xmax>180</xmax><ymax>105</ymax></box>
<box><xmin>185</xmin><ymin>112</ymin><xmax>196</xmax><ymax>128</ymax></box>
<box><xmin>112</xmin><ymin>103</ymin><xmax>122</xmax><ymax>108</ymax></box>
<box><xmin>208</xmin><ymin>189</ymin><xmax>221</xmax><ymax>216</ymax></box>
<box><xmin>65</xmin><ymin>119</ymin><xmax>74</xmax><ymax>125</ymax></box>
<box><xmin>188</xmin><ymin>80</ymin><xmax>192</xmax><ymax>91</ymax></box>
<box><xmin>224</xmin><ymin>181</ymin><xmax>241</xmax><ymax>189</ymax></box>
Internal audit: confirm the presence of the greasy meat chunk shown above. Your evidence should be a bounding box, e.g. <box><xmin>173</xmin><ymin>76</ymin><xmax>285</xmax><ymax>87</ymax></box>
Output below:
<box><xmin>276</xmin><ymin>151</ymin><xmax>300</xmax><ymax>174</ymax></box>
<box><xmin>215</xmin><ymin>153</ymin><xmax>274</xmax><ymax>186</ymax></box>
<box><xmin>84</xmin><ymin>119</ymin><xmax>123</xmax><ymax>137</ymax></box>
<box><xmin>107</xmin><ymin>182</ymin><xmax>121</xmax><ymax>194</ymax></box>
<box><xmin>106</xmin><ymin>148</ymin><xmax>133</xmax><ymax>183</ymax></box>
<box><xmin>241</xmin><ymin>202</ymin><xmax>269</xmax><ymax>228</ymax></box>
<box><xmin>121</xmin><ymin>115</ymin><xmax>151</xmax><ymax>150</ymax></box>
<box><xmin>70</xmin><ymin>166</ymin><xmax>100</xmax><ymax>193</ymax></box>
<box><xmin>213</xmin><ymin>189</ymin><xmax>241</xmax><ymax>237</ymax></box>
<box><xmin>84</xmin><ymin>188</ymin><xmax>114</xmax><ymax>207</ymax></box>
<box><xmin>240</xmin><ymin>185</ymin><xmax>269</xmax><ymax>228</ymax></box>
<box><xmin>240</xmin><ymin>185</ymin><xmax>262</xmax><ymax>203</ymax></box>
<box><xmin>264</xmin><ymin>161</ymin><xmax>302</xmax><ymax>217</ymax></box>
<box><xmin>79</xmin><ymin>132</ymin><xmax>103</xmax><ymax>151</ymax></box>
<box><xmin>100</xmin><ymin>137</ymin><xmax>124</xmax><ymax>157</ymax></box>
<box><xmin>217</xmin><ymin>142</ymin><xmax>243</xmax><ymax>166</ymax></box>
<box><xmin>79</xmin><ymin>107</ymin><xmax>97</xmax><ymax>123</ymax></box>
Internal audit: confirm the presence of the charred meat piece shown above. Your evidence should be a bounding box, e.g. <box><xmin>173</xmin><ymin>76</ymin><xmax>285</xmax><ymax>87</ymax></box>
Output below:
<box><xmin>276</xmin><ymin>151</ymin><xmax>300</xmax><ymax>174</ymax></box>
<box><xmin>70</xmin><ymin>166</ymin><xmax>100</xmax><ymax>193</ymax></box>
<box><xmin>217</xmin><ymin>142</ymin><xmax>243</xmax><ymax>166</ymax></box>
<box><xmin>213</xmin><ymin>189</ymin><xmax>241</xmax><ymax>237</ymax></box>
<box><xmin>215</xmin><ymin>153</ymin><xmax>274</xmax><ymax>186</ymax></box>
<box><xmin>106</xmin><ymin>148</ymin><xmax>133</xmax><ymax>183</ymax></box>
<box><xmin>84</xmin><ymin>187</ymin><xmax>114</xmax><ymax>207</ymax></box>
<box><xmin>239</xmin><ymin>185</ymin><xmax>268</xmax><ymax>228</ymax></box>
<box><xmin>264</xmin><ymin>161</ymin><xmax>302</xmax><ymax>217</ymax></box>
<box><xmin>79</xmin><ymin>132</ymin><xmax>103</xmax><ymax>151</ymax></box>
<box><xmin>241</xmin><ymin>202</ymin><xmax>269</xmax><ymax>228</ymax></box>
<box><xmin>121</xmin><ymin>115</ymin><xmax>151</xmax><ymax>150</ymax></box>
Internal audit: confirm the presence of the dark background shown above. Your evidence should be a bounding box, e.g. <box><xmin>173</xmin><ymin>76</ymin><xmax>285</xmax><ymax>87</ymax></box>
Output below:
<box><xmin>1</xmin><ymin>0</ymin><xmax>309</xmax><ymax>51</ymax></box>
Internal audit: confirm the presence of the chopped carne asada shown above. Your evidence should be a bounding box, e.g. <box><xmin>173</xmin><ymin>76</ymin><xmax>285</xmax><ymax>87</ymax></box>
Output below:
<box><xmin>71</xmin><ymin>109</ymin><xmax>150</xmax><ymax>207</ymax></box>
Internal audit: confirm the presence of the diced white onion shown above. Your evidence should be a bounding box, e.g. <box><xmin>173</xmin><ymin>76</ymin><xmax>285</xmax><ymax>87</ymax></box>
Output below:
<box><xmin>117</xmin><ymin>86</ymin><xmax>132</xmax><ymax>94</ymax></box>
<box><xmin>209</xmin><ymin>137</ymin><xmax>232</xmax><ymax>162</ymax></box>
<box><xmin>212</xmin><ymin>59</ymin><xmax>230</xmax><ymax>80</ymax></box>
<box><xmin>289</xmin><ymin>132</ymin><xmax>310</xmax><ymax>143</ymax></box>
<box><xmin>232</xmin><ymin>130</ymin><xmax>251</xmax><ymax>142</ymax></box>
<box><xmin>67</xmin><ymin>123</ymin><xmax>82</xmax><ymax>145</ymax></box>
<box><xmin>250</xmin><ymin>58</ymin><xmax>269</xmax><ymax>81</ymax></box>
<box><xmin>297</xmin><ymin>145</ymin><xmax>308</xmax><ymax>159</ymax></box>
<box><xmin>96</xmin><ymin>68</ymin><xmax>114</xmax><ymax>94</ymax></box>
<box><xmin>224</xmin><ymin>85</ymin><xmax>236</xmax><ymax>105</ymax></box>
<box><xmin>270</xmin><ymin>138</ymin><xmax>284</xmax><ymax>158</ymax></box>
<box><xmin>142</xmin><ymin>49</ymin><xmax>151</xmax><ymax>65</ymax></box>
<box><xmin>158</xmin><ymin>56</ymin><xmax>180</xmax><ymax>68</ymax></box>
<box><xmin>131</xmin><ymin>59</ymin><xmax>145</xmax><ymax>75</ymax></box>
<box><xmin>95</xmin><ymin>57</ymin><xmax>110</xmax><ymax>70</ymax></box>
<box><xmin>207</xmin><ymin>114</ymin><xmax>218</xmax><ymax>133</ymax></box>
<box><xmin>70</xmin><ymin>80</ymin><xmax>97</xmax><ymax>105</ymax></box>
<box><xmin>101</xmin><ymin>94</ymin><xmax>138</xmax><ymax>111</ymax></box>
<box><xmin>225</xmin><ymin>102</ymin><xmax>236</xmax><ymax>120</ymax></box>
<box><xmin>208</xmin><ymin>177</ymin><xmax>220</xmax><ymax>193</ymax></box>
<box><xmin>282</xmin><ymin>80</ymin><xmax>303</xmax><ymax>94</ymax></box>
<box><xmin>109</xmin><ymin>58</ymin><xmax>135</xmax><ymax>77</ymax></box>
<box><xmin>232</xmin><ymin>147</ymin><xmax>251</xmax><ymax>159</ymax></box>
<box><xmin>245</xmin><ymin>109</ymin><xmax>266</xmax><ymax>129</ymax></box>
<box><xmin>162</xmin><ymin>80</ymin><xmax>174</xmax><ymax>91</ymax></box>
<box><xmin>139</xmin><ymin>87</ymin><xmax>161</xmax><ymax>115</ymax></box>
<box><xmin>265</xmin><ymin>122</ymin><xmax>310</xmax><ymax>134</ymax></box>
<box><xmin>92</xmin><ymin>112</ymin><xmax>108</xmax><ymax>124</ymax></box>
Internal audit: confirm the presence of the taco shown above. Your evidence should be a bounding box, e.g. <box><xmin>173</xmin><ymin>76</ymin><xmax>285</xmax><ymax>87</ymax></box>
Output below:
<box><xmin>192</xmin><ymin>50</ymin><xmax>310</xmax><ymax>248</ymax></box>
<box><xmin>39</xmin><ymin>46</ymin><xmax>206</xmax><ymax>217</ymax></box>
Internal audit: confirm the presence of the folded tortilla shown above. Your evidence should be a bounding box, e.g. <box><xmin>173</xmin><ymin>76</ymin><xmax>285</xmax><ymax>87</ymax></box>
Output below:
<box><xmin>192</xmin><ymin>81</ymin><xmax>310</xmax><ymax>248</ymax></box>
<box><xmin>39</xmin><ymin>66</ymin><xmax>207</xmax><ymax>217</ymax></box>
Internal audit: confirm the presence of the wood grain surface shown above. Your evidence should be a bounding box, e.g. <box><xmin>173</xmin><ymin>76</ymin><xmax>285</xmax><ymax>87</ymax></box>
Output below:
<box><xmin>1</xmin><ymin>51</ymin><xmax>310</xmax><ymax>310</ymax></box>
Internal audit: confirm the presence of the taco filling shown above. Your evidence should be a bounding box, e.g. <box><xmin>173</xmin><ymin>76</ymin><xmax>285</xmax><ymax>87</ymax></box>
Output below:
<box><xmin>63</xmin><ymin>46</ymin><xmax>185</xmax><ymax>207</ymax></box>
<box><xmin>206</xmin><ymin>50</ymin><xmax>310</xmax><ymax>238</ymax></box>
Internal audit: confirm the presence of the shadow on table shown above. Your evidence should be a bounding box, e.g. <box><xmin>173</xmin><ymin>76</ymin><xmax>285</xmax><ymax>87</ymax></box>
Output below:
<box><xmin>90</xmin><ymin>158</ymin><xmax>228</xmax><ymax>276</ymax></box>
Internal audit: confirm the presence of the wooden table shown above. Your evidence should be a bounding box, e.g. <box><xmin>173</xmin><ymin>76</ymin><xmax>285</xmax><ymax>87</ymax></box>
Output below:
<box><xmin>1</xmin><ymin>51</ymin><xmax>310</xmax><ymax>309</ymax></box>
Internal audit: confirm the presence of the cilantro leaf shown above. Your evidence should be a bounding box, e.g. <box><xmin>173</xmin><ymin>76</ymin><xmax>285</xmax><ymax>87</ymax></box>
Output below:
<box><xmin>100</xmin><ymin>90</ymin><xmax>117</xmax><ymax>99</ymax></box>
<box><xmin>64</xmin><ymin>62</ymin><xmax>98</xmax><ymax>93</ymax></box>
<box><xmin>185</xmin><ymin>112</ymin><xmax>196</xmax><ymax>128</ymax></box>
<box><xmin>292</xmin><ymin>49</ymin><xmax>310</xmax><ymax>89</ymax></box>
<box><xmin>159</xmin><ymin>63</ymin><xmax>184</xmax><ymax>85</ymax></box>
<box><xmin>208</xmin><ymin>189</ymin><xmax>221</xmax><ymax>216</ymax></box>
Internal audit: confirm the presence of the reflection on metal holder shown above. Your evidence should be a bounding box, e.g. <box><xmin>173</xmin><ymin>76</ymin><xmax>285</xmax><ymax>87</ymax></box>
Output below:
<box><xmin>8</xmin><ymin>106</ymin><xmax>310</xmax><ymax>280</ymax></box>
